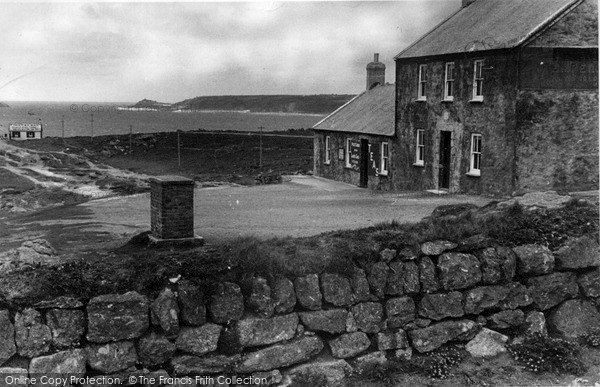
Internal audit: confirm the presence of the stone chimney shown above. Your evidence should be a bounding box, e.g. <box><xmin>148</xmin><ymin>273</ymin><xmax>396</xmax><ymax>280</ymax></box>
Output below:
<box><xmin>462</xmin><ymin>0</ymin><xmax>476</xmax><ymax>7</ymax></box>
<box><xmin>366</xmin><ymin>53</ymin><xmax>385</xmax><ymax>90</ymax></box>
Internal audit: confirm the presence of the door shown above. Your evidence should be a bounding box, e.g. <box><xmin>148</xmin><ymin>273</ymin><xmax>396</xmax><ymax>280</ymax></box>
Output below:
<box><xmin>359</xmin><ymin>139</ymin><xmax>369</xmax><ymax>188</ymax></box>
<box><xmin>438</xmin><ymin>131</ymin><xmax>451</xmax><ymax>189</ymax></box>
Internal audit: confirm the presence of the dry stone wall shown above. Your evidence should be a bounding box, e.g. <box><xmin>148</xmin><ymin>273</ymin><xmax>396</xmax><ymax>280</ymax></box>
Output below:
<box><xmin>0</xmin><ymin>235</ymin><xmax>599</xmax><ymax>385</ymax></box>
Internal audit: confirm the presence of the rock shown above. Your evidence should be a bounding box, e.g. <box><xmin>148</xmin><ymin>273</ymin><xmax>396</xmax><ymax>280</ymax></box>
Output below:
<box><xmin>298</xmin><ymin>309</ymin><xmax>347</xmax><ymax>334</ymax></box>
<box><xmin>524</xmin><ymin>311</ymin><xmax>547</xmax><ymax>337</ymax></box>
<box><xmin>12</xmin><ymin>239</ymin><xmax>60</xmax><ymax>267</ymax></box>
<box><xmin>175</xmin><ymin>324</ymin><xmax>222</xmax><ymax>356</ymax></box>
<box><xmin>476</xmin><ymin>247</ymin><xmax>517</xmax><ymax>284</ymax></box>
<box><xmin>351</xmin><ymin>268</ymin><xmax>371</xmax><ymax>303</ymax></box>
<box><xmin>578</xmin><ymin>268</ymin><xmax>600</xmax><ymax>298</ymax></box>
<box><xmin>273</xmin><ymin>277</ymin><xmax>296</xmax><ymax>314</ymax></box>
<box><xmin>408</xmin><ymin>319</ymin><xmax>478</xmax><ymax>353</ymax></box>
<box><xmin>513</xmin><ymin>244</ymin><xmax>554</xmax><ymax>275</ymax></box>
<box><xmin>33</xmin><ymin>297</ymin><xmax>83</xmax><ymax>309</ymax></box>
<box><xmin>488</xmin><ymin>310</ymin><xmax>525</xmax><ymax>329</ymax></box>
<box><xmin>245</xmin><ymin>277</ymin><xmax>274</xmax><ymax>318</ymax></box>
<box><xmin>465</xmin><ymin>328</ymin><xmax>508</xmax><ymax>358</ymax></box>
<box><xmin>380</xmin><ymin>248</ymin><xmax>397</xmax><ymax>263</ymax></box>
<box><xmin>329</xmin><ymin>332</ymin><xmax>371</xmax><ymax>358</ymax></box>
<box><xmin>398</xmin><ymin>246</ymin><xmax>418</xmax><ymax>261</ymax></box>
<box><xmin>136</xmin><ymin>331</ymin><xmax>176</xmax><ymax>367</ymax></box>
<box><xmin>235</xmin><ymin>336</ymin><xmax>324</xmax><ymax>373</ymax></box>
<box><xmin>321</xmin><ymin>273</ymin><xmax>353</xmax><ymax>307</ymax></box>
<box><xmin>496</xmin><ymin>282</ymin><xmax>533</xmax><ymax>310</ymax></box>
<box><xmin>252</xmin><ymin>370</ymin><xmax>282</xmax><ymax>385</ymax></box>
<box><xmin>463</xmin><ymin>286</ymin><xmax>509</xmax><ymax>315</ymax></box>
<box><xmin>386</xmin><ymin>261</ymin><xmax>420</xmax><ymax>295</ymax></box>
<box><xmin>46</xmin><ymin>309</ymin><xmax>85</xmax><ymax>349</ymax></box>
<box><xmin>294</xmin><ymin>275</ymin><xmax>322</xmax><ymax>310</ymax></box>
<box><xmin>86</xmin><ymin>341</ymin><xmax>137</xmax><ymax>373</ymax></box>
<box><xmin>547</xmin><ymin>299</ymin><xmax>600</xmax><ymax>339</ymax></box>
<box><xmin>385</xmin><ymin>297</ymin><xmax>415</xmax><ymax>328</ymax></box>
<box><xmin>177</xmin><ymin>280</ymin><xmax>206</xmax><ymax>326</ymax></box>
<box><xmin>395</xmin><ymin>347</ymin><xmax>413</xmax><ymax>360</ymax></box>
<box><xmin>14</xmin><ymin>309</ymin><xmax>51</xmax><ymax>357</ymax></box>
<box><xmin>87</xmin><ymin>291</ymin><xmax>149</xmax><ymax>343</ymax></box>
<box><xmin>418</xmin><ymin>257</ymin><xmax>439</xmax><ymax>293</ymax></box>
<box><xmin>352</xmin><ymin>351</ymin><xmax>387</xmax><ymax>372</ymax></box>
<box><xmin>0</xmin><ymin>311</ymin><xmax>16</xmax><ymax>366</ymax></box>
<box><xmin>457</xmin><ymin>234</ymin><xmax>493</xmax><ymax>252</ymax></box>
<box><xmin>170</xmin><ymin>354</ymin><xmax>241</xmax><ymax>375</ymax></box>
<box><xmin>376</xmin><ymin>329</ymin><xmax>409</xmax><ymax>351</ymax></box>
<box><xmin>352</xmin><ymin>302</ymin><xmax>384</xmax><ymax>333</ymax></box>
<box><xmin>418</xmin><ymin>291</ymin><xmax>464</xmax><ymax>320</ymax></box>
<box><xmin>526</xmin><ymin>272</ymin><xmax>579</xmax><ymax>310</ymax></box>
<box><xmin>235</xmin><ymin>313</ymin><xmax>298</xmax><ymax>347</ymax></box>
<box><xmin>421</xmin><ymin>240</ymin><xmax>458</xmax><ymax>256</ymax></box>
<box><xmin>346</xmin><ymin>313</ymin><xmax>358</xmax><ymax>333</ymax></box>
<box><xmin>367</xmin><ymin>262</ymin><xmax>389</xmax><ymax>298</ymax></box>
<box><xmin>554</xmin><ymin>236</ymin><xmax>600</xmax><ymax>270</ymax></box>
<box><xmin>209</xmin><ymin>282</ymin><xmax>244</xmax><ymax>323</ymax></box>
<box><xmin>285</xmin><ymin>359</ymin><xmax>352</xmax><ymax>386</ymax></box>
<box><xmin>29</xmin><ymin>349</ymin><xmax>86</xmax><ymax>377</ymax></box>
<box><xmin>438</xmin><ymin>253</ymin><xmax>482</xmax><ymax>290</ymax></box>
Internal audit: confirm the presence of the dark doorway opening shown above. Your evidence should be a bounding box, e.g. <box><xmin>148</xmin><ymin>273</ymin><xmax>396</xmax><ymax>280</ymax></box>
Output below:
<box><xmin>359</xmin><ymin>139</ymin><xmax>369</xmax><ymax>188</ymax></box>
<box><xmin>438</xmin><ymin>131</ymin><xmax>451</xmax><ymax>189</ymax></box>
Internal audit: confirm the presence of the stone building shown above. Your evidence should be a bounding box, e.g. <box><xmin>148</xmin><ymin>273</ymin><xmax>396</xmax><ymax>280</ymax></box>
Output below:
<box><xmin>314</xmin><ymin>0</ymin><xmax>598</xmax><ymax>195</ymax></box>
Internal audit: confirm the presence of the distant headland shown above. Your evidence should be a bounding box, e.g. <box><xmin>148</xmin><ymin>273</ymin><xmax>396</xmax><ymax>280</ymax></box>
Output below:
<box><xmin>0</xmin><ymin>102</ymin><xmax>10</xmax><ymax>108</ymax></box>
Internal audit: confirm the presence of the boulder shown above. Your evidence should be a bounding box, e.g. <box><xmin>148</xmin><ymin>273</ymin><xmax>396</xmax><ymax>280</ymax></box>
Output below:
<box><xmin>513</xmin><ymin>244</ymin><xmax>554</xmax><ymax>275</ymax></box>
<box><xmin>234</xmin><ymin>313</ymin><xmax>298</xmax><ymax>347</ymax></box>
<box><xmin>273</xmin><ymin>277</ymin><xmax>296</xmax><ymax>314</ymax></box>
<box><xmin>376</xmin><ymin>329</ymin><xmax>409</xmax><ymax>351</ymax></box>
<box><xmin>547</xmin><ymin>299</ymin><xmax>600</xmax><ymax>339</ymax></box>
<box><xmin>457</xmin><ymin>235</ymin><xmax>493</xmax><ymax>252</ymax></box>
<box><xmin>386</xmin><ymin>261</ymin><xmax>420</xmax><ymax>295</ymax></box>
<box><xmin>352</xmin><ymin>351</ymin><xmax>387</xmax><ymax>373</ymax></box>
<box><xmin>298</xmin><ymin>309</ymin><xmax>347</xmax><ymax>334</ymax></box>
<box><xmin>524</xmin><ymin>311</ymin><xmax>547</xmax><ymax>337</ymax></box>
<box><xmin>177</xmin><ymin>280</ymin><xmax>206</xmax><ymax>326</ymax></box>
<box><xmin>496</xmin><ymin>282</ymin><xmax>533</xmax><ymax>310</ymax></box>
<box><xmin>385</xmin><ymin>297</ymin><xmax>415</xmax><ymax>328</ymax></box>
<box><xmin>418</xmin><ymin>291</ymin><xmax>464</xmax><ymax>320</ymax></box>
<box><xmin>294</xmin><ymin>274</ymin><xmax>322</xmax><ymax>310</ymax></box>
<box><xmin>175</xmin><ymin>324</ymin><xmax>222</xmax><ymax>356</ymax></box>
<box><xmin>395</xmin><ymin>347</ymin><xmax>413</xmax><ymax>361</ymax></box>
<box><xmin>86</xmin><ymin>341</ymin><xmax>137</xmax><ymax>373</ymax></box>
<box><xmin>408</xmin><ymin>319</ymin><xmax>478</xmax><ymax>353</ymax></box>
<box><xmin>437</xmin><ymin>253</ymin><xmax>482</xmax><ymax>290</ymax></box>
<box><xmin>351</xmin><ymin>302</ymin><xmax>384</xmax><ymax>333</ymax></box>
<box><xmin>0</xmin><ymin>311</ymin><xmax>16</xmax><ymax>366</ymax></box>
<box><xmin>367</xmin><ymin>262</ymin><xmax>389</xmax><ymax>298</ymax></box>
<box><xmin>351</xmin><ymin>268</ymin><xmax>371</xmax><ymax>303</ymax></box>
<box><xmin>476</xmin><ymin>247</ymin><xmax>516</xmax><ymax>284</ymax></box>
<box><xmin>170</xmin><ymin>354</ymin><xmax>241</xmax><ymax>375</ymax></box>
<box><xmin>285</xmin><ymin>359</ymin><xmax>352</xmax><ymax>386</ymax></box>
<box><xmin>86</xmin><ymin>291</ymin><xmax>149</xmax><ymax>343</ymax></box>
<box><xmin>554</xmin><ymin>236</ymin><xmax>600</xmax><ymax>270</ymax></box>
<box><xmin>329</xmin><ymin>332</ymin><xmax>371</xmax><ymax>358</ymax></box>
<box><xmin>380</xmin><ymin>248</ymin><xmax>397</xmax><ymax>263</ymax></box>
<box><xmin>245</xmin><ymin>277</ymin><xmax>274</xmax><ymax>318</ymax></box>
<box><xmin>46</xmin><ymin>309</ymin><xmax>85</xmax><ymax>348</ymax></box>
<box><xmin>578</xmin><ymin>268</ymin><xmax>600</xmax><ymax>298</ymax></box>
<box><xmin>235</xmin><ymin>336</ymin><xmax>324</xmax><ymax>373</ymax></box>
<box><xmin>209</xmin><ymin>282</ymin><xmax>244</xmax><ymax>323</ymax></box>
<box><xmin>421</xmin><ymin>240</ymin><xmax>458</xmax><ymax>256</ymax></box>
<box><xmin>465</xmin><ymin>328</ymin><xmax>508</xmax><ymax>358</ymax></box>
<box><xmin>463</xmin><ymin>286</ymin><xmax>510</xmax><ymax>315</ymax></box>
<box><xmin>526</xmin><ymin>272</ymin><xmax>579</xmax><ymax>310</ymax></box>
<box><xmin>321</xmin><ymin>273</ymin><xmax>353</xmax><ymax>307</ymax></box>
<box><xmin>346</xmin><ymin>312</ymin><xmax>358</xmax><ymax>333</ymax></box>
<box><xmin>418</xmin><ymin>256</ymin><xmax>440</xmax><ymax>293</ymax></box>
<box><xmin>398</xmin><ymin>246</ymin><xmax>418</xmax><ymax>261</ymax></box>
<box><xmin>14</xmin><ymin>309</ymin><xmax>51</xmax><ymax>357</ymax></box>
<box><xmin>29</xmin><ymin>349</ymin><xmax>86</xmax><ymax>376</ymax></box>
<box><xmin>488</xmin><ymin>310</ymin><xmax>525</xmax><ymax>329</ymax></box>
<box><xmin>136</xmin><ymin>331</ymin><xmax>176</xmax><ymax>367</ymax></box>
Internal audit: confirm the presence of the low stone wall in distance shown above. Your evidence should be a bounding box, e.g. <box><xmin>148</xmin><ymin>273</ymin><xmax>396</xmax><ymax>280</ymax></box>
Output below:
<box><xmin>0</xmin><ymin>235</ymin><xmax>599</xmax><ymax>385</ymax></box>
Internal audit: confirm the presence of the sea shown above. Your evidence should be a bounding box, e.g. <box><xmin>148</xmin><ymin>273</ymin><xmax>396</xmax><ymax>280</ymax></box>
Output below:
<box><xmin>0</xmin><ymin>101</ymin><xmax>325</xmax><ymax>138</ymax></box>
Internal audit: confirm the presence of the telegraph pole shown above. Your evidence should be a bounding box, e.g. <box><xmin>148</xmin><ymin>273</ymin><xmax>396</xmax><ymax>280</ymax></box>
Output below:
<box><xmin>258</xmin><ymin>126</ymin><xmax>264</xmax><ymax>170</ymax></box>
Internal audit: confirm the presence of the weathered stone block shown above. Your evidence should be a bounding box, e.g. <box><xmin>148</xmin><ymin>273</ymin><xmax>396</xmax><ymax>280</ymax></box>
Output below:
<box><xmin>488</xmin><ymin>310</ymin><xmax>525</xmax><ymax>329</ymax></box>
<box><xmin>245</xmin><ymin>277</ymin><xmax>274</xmax><ymax>318</ymax></box>
<box><xmin>137</xmin><ymin>331</ymin><xmax>176</xmax><ymax>367</ymax></box>
<box><xmin>554</xmin><ymin>236</ymin><xmax>600</xmax><ymax>270</ymax></box>
<box><xmin>421</xmin><ymin>240</ymin><xmax>457</xmax><ymax>256</ymax></box>
<box><xmin>273</xmin><ymin>277</ymin><xmax>297</xmax><ymax>314</ymax></box>
<box><xmin>385</xmin><ymin>297</ymin><xmax>415</xmax><ymax>328</ymax></box>
<box><xmin>418</xmin><ymin>291</ymin><xmax>464</xmax><ymax>321</ymax></box>
<box><xmin>346</xmin><ymin>312</ymin><xmax>358</xmax><ymax>332</ymax></box>
<box><xmin>548</xmin><ymin>299</ymin><xmax>600</xmax><ymax>338</ymax></box>
<box><xmin>380</xmin><ymin>248</ymin><xmax>397</xmax><ymax>263</ymax></box>
<box><xmin>352</xmin><ymin>351</ymin><xmax>387</xmax><ymax>372</ymax></box>
<box><xmin>386</xmin><ymin>261</ymin><xmax>420</xmax><ymax>295</ymax></box>
<box><xmin>298</xmin><ymin>309</ymin><xmax>347</xmax><ymax>334</ymax></box>
<box><xmin>352</xmin><ymin>302</ymin><xmax>383</xmax><ymax>333</ymax></box>
<box><xmin>526</xmin><ymin>272</ymin><xmax>579</xmax><ymax>310</ymax></box>
<box><xmin>209</xmin><ymin>282</ymin><xmax>244</xmax><ymax>323</ymax></box>
<box><xmin>476</xmin><ymin>247</ymin><xmax>516</xmax><ymax>284</ymax></box>
<box><xmin>175</xmin><ymin>324</ymin><xmax>222</xmax><ymax>356</ymax></box>
<box><xmin>329</xmin><ymin>332</ymin><xmax>371</xmax><ymax>358</ymax></box>
<box><xmin>418</xmin><ymin>256</ymin><xmax>439</xmax><ymax>293</ymax></box>
<box><xmin>438</xmin><ymin>253</ymin><xmax>482</xmax><ymax>290</ymax></box>
<box><xmin>33</xmin><ymin>296</ymin><xmax>83</xmax><ymax>309</ymax></box>
<box><xmin>578</xmin><ymin>268</ymin><xmax>600</xmax><ymax>298</ymax></box>
<box><xmin>170</xmin><ymin>354</ymin><xmax>241</xmax><ymax>375</ymax></box>
<box><xmin>524</xmin><ymin>311</ymin><xmax>547</xmax><ymax>337</ymax></box>
<box><xmin>0</xmin><ymin>311</ymin><xmax>16</xmax><ymax>366</ymax></box>
<box><xmin>235</xmin><ymin>313</ymin><xmax>298</xmax><ymax>347</ymax></box>
<box><xmin>286</xmin><ymin>359</ymin><xmax>352</xmax><ymax>386</ymax></box>
<box><xmin>457</xmin><ymin>234</ymin><xmax>493</xmax><ymax>252</ymax></box>
<box><xmin>409</xmin><ymin>319</ymin><xmax>478</xmax><ymax>353</ymax></box>
<box><xmin>376</xmin><ymin>329</ymin><xmax>408</xmax><ymax>351</ymax></box>
<box><xmin>465</xmin><ymin>328</ymin><xmax>508</xmax><ymax>358</ymax></box>
<box><xmin>351</xmin><ymin>268</ymin><xmax>371</xmax><ymax>303</ymax></box>
<box><xmin>29</xmin><ymin>349</ymin><xmax>86</xmax><ymax>377</ymax></box>
<box><xmin>177</xmin><ymin>280</ymin><xmax>206</xmax><ymax>326</ymax></box>
<box><xmin>14</xmin><ymin>309</ymin><xmax>51</xmax><ymax>358</ymax></box>
<box><xmin>46</xmin><ymin>309</ymin><xmax>85</xmax><ymax>349</ymax></box>
<box><xmin>294</xmin><ymin>274</ymin><xmax>322</xmax><ymax>310</ymax></box>
<box><xmin>463</xmin><ymin>286</ymin><xmax>510</xmax><ymax>315</ymax></box>
<box><xmin>513</xmin><ymin>244</ymin><xmax>554</xmax><ymax>275</ymax></box>
<box><xmin>367</xmin><ymin>262</ymin><xmax>389</xmax><ymax>298</ymax></box>
<box><xmin>496</xmin><ymin>282</ymin><xmax>533</xmax><ymax>310</ymax></box>
<box><xmin>87</xmin><ymin>291</ymin><xmax>149</xmax><ymax>343</ymax></box>
<box><xmin>235</xmin><ymin>336</ymin><xmax>324</xmax><ymax>373</ymax></box>
<box><xmin>151</xmin><ymin>288</ymin><xmax>180</xmax><ymax>338</ymax></box>
<box><xmin>86</xmin><ymin>341</ymin><xmax>137</xmax><ymax>373</ymax></box>
<box><xmin>321</xmin><ymin>273</ymin><xmax>353</xmax><ymax>307</ymax></box>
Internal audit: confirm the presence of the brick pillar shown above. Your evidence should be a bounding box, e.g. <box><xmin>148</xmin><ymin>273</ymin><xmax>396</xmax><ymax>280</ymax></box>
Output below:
<box><xmin>150</xmin><ymin>176</ymin><xmax>195</xmax><ymax>240</ymax></box>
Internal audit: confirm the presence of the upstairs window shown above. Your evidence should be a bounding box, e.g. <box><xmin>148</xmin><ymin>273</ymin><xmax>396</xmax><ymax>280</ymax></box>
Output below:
<box><xmin>418</xmin><ymin>64</ymin><xmax>427</xmax><ymax>100</ymax></box>
<box><xmin>380</xmin><ymin>142</ymin><xmax>389</xmax><ymax>176</ymax></box>
<box><xmin>472</xmin><ymin>60</ymin><xmax>484</xmax><ymax>101</ymax></box>
<box><xmin>324</xmin><ymin>136</ymin><xmax>331</xmax><ymax>164</ymax></box>
<box><xmin>469</xmin><ymin>133</ymin><xmax>482</xmax><ymax>176</ymax></box>
<box><xmin>345</xmin><ymin>138</ymin><xmax>352</xmax><ymax>167</ymax></box>
<box><xmin>415</xmin><ymin>129</ymin><xmax>425</xmax><ymax>166</ymax></box>
<box><xmin>444</xmin><ymin>62</ymin><xmax>455</xmax><ymax>101</ymax></box>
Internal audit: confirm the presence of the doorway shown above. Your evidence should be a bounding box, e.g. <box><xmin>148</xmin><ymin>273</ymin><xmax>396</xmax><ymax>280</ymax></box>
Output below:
<box><xmin>359</xmin><ymin>139</ymin><xmax>369</xmax><ymax>188</ymax></box>
<box><xmin>438</xmin><ymin>131</ymin><xmax>451</xmax><ymax>189</ymax></box>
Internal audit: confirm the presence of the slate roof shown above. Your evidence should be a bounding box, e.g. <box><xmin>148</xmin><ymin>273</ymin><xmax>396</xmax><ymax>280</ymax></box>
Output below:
<box><xmin>312</xmin><ymin>84</ymin><xmax>395</xmax><ymax>136</ymax></box>
<box><xmin>395</xmin><ymin>0</ymin><xmax>580</xmax><ymax>59</ymax></box>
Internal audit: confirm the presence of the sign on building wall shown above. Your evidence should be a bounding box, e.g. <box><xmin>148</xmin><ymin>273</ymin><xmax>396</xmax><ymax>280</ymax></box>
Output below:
<box><xmin>368</xmin><ymin>143</ymin><xmax>380</xmax><ymax>176</ymax></box>
<box><xmin>10</xmin><ymin>123</ymin><xmax>42</xmax><ymax>132</ymax></box>
<box><xmin>350</xmin><ymin>140</ymin><xmax>361</xmax><ymax>171</ymax></box>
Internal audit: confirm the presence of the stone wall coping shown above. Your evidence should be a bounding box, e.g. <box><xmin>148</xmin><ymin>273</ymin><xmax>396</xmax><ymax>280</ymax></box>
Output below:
<box><xmin>149</xmin><ymin>176</ymin><xmax>195</xmax><ymax>185</ymax></box>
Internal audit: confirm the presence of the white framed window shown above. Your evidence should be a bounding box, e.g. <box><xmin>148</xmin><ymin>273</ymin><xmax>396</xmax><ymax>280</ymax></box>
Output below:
<box><xmin>415</xmin><ymin>129</ymin><xmax>425</xmax><ymax>166</ymax></box>
<box><xmin>472</xmin><ymin>60</ymin><xmax>484</xmax><ymax>101</ymax></box>
<box><xmin>380</xmin><ymin>142</ymin><xmax>389</xmax><ymax>176</ymax></box>
<box><xmin>469</xmin><ymin>133</ymin><xmax>482</xmax><ymax>176</ymax></box>
<box><xmin>417</xmin><ymin>64</ymin><xmax>427</xmax><ymax>100</ymax></box>
<box><xmin>10</xmin><ymin>131</ymin><xmax>20</xmax><ymax>138</ymax></box>
<box><xmin>345</xmin><ymin>138</ymin><xmax>352</xmax><ymax>167</ymax></box>
<box><xmin>324</xmin><ymin>136</ymin><xmax>331</xmax><ymax>164</ymax></box>
<box><xmin>444</xmin><ymin>62</ymin><xmax>455</xmax><ymax>101</ymax></box>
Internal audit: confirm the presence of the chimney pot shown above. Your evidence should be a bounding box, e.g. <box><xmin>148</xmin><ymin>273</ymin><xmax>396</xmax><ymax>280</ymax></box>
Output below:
<box><xmin>374</xmin><ymin>53</ymin><xmax>379</xmax><ymax>62</ymax></box>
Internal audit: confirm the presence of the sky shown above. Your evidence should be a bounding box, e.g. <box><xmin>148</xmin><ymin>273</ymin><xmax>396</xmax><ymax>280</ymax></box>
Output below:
<box><xmin>0</xmin><ymin>1</ymin><xmax>459</xmax><ymax>103</ymax></box>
